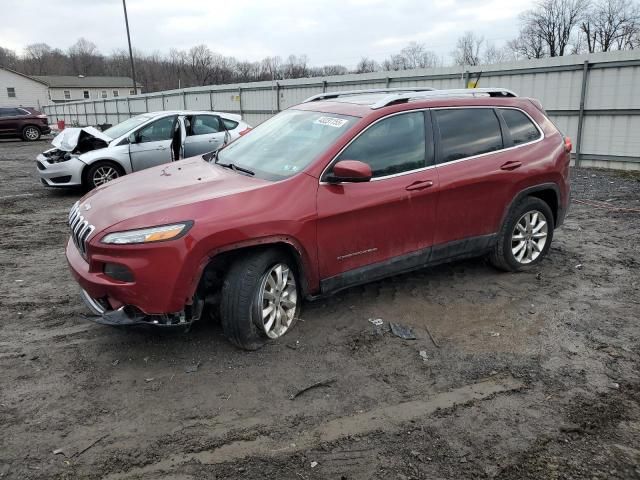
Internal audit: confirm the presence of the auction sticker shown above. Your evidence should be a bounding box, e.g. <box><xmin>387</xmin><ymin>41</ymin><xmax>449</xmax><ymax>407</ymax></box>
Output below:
<box><xmin>314</xmin><ymin>116</ymin><xmax>348</xmax><ymax>128</ymax></box>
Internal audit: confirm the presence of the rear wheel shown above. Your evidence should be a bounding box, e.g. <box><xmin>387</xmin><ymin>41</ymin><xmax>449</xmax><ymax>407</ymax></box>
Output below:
<box><xmin>85</xmin><ymin>162</ymin><xmax>123</xmax><ymax>190</ymax></box>
<box><xmin>22</xmin><ymin>125</ymin><xmax>41</xmax><ymax>141</ymax></box>
<box><xmin>221</xmin><ymin>249</ymin><xmax>300</xmax><ymax>350</ymax></box>
<box><xmin>490</xmin><ymin>196</ymin><xmax>554</xmax><ymax>272</ymax></box>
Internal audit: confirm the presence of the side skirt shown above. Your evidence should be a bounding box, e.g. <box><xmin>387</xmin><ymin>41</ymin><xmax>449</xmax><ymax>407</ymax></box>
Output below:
<box><xmin>317</xmin><ymin>233</ymin><xmax>497</xmax><ymax>298</ymax></box>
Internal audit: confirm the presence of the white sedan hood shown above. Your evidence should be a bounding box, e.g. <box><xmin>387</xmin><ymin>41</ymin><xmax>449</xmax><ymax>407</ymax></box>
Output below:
<box><xmin>52</xmin><ymin>127</ymin><xmax>112</xmax><ymax>152</ymax></box>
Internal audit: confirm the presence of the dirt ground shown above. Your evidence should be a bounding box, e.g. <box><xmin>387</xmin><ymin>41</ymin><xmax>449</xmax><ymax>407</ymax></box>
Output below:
<box><xmin>1</xmin><ymin>138</ymin><xmax>639</xmax><ymax>480</ymax></box>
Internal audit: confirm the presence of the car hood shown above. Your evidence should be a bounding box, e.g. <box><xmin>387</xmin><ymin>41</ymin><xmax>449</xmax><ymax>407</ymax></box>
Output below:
<box><xmin>79</xmin><ymin>157</ymin><xmax>270</xmax><ymax>234</ymax></box>
<box><xmin>52</xmin><ymin>127</ymin><xmax>112</xmax><ymax>152</ymax></box>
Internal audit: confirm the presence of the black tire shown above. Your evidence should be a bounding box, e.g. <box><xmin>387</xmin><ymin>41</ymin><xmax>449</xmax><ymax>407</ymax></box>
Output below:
<box><xmin>489</xmin><ymin>196</ymin><xmax>555</xmax><ymax>272</ymax></box>
<box><xmin>84</xmin><ymin>161</ymin><xmax>124</xmax><ymax>190</ymax></box>
<box><xmin>22</xmin><ymin>125</ymin><xmax>41</xmax><ymax>141</ymax></box>
<box><xmin>221</xmin><ymin>249</ymin><xmax>300</xmax><ymax>350</ymax></box>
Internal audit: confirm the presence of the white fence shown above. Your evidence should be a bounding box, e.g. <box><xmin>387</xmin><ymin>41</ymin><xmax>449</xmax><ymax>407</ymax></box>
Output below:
<box><xmin>43</xmin><ymin>50</ymin><xmax>640</xmax><ymax>171</ymax></box>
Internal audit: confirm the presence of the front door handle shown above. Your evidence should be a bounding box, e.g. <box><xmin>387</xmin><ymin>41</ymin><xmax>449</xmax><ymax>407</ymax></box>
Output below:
<box><xmin>156</xmin><ymin>146</ymin><xmax>168</xmax><ymax>151</ymax></box>
<box><xmin>500</xmin><ymin>160</ymin><xmax>522</xmax><ymax>170</ymax></box>
<box><xmin>405</xmin><ymin>180</ymin><xmax>434</xmax><ymax>191</ymax></box>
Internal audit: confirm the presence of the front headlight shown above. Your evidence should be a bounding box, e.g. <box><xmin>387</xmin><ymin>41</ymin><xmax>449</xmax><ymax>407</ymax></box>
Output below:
<box><xmin>101</xmin><ymin>222</ymin><xmax>193</xmax><ymax>245</ymax></box>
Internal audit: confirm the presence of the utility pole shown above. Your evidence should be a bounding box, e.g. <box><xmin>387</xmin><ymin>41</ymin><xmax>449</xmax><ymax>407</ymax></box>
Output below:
<box><xmin>122</xmin><ymin>0</ymin><xmax>138</xmax><ymax>94</ymax></box>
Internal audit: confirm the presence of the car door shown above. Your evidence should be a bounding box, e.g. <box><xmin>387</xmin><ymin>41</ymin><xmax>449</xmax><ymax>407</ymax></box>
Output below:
<box><xmin>0</xmin><ymin>108</ymin><xmax>23</xmax><ymax>136</ymax></box>
<box><xmin>183</xmin><ymin>115</ymin><xmax>226</xmax><ymax>157</ymax></box>
<box><xmin>432</xmin><ymin>107</ymin><xmax>537</xmax><ymax>253</ymax></box>
<box><xmin>128</xmin><ymin>115</ymin><xmax>178</xmax><ymax>171</ymax></box>
<box><xmin>316</xmin><ymin>111</ymin><xmax>438</xmax><ymax>289</ymax></box>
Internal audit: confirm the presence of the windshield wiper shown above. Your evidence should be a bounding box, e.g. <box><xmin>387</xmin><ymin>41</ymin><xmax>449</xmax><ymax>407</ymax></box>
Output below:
<box><xmin>217</xmin><ymin>161</ymin><xmax>255</xmax><ymax>176</ymax></box>
<box><xmin>206</xmin><ymin>149</ymin><xmax>255</xmax><ymax>176</ymax></box>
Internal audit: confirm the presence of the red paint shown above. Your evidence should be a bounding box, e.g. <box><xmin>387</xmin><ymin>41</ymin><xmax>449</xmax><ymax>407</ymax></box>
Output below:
<box><xmin>67</xmin><ymin>95</ymin><xmax>571</xmax><ymax>315</ymax></box>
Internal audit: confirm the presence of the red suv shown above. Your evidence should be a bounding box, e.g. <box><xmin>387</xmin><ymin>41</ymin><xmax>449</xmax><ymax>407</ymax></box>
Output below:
<box><xmin>0</xmin><ymin>107</ymin><xmax>50</xmax><ymax>141</ymax></box>
<box><xmin>66</xmin><ymin>88</ymin><xmax>571</xmax><ymax>350</ymax></box>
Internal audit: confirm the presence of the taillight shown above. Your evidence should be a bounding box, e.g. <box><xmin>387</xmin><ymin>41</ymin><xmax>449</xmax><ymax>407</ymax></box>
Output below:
<box><xmin>239</xmin><ymin>127</ymin><xmax>252</xmax><ymax>136</ymax></box>
<box><xmin>564</xmin><ymin>136</ymin><xmax>572</xmax><ymax>153</ymax></box>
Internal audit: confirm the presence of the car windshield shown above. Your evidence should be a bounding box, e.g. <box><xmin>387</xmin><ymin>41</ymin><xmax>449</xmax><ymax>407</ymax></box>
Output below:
<box><xmin>216</xmin><ymin>109</ymin><xmax>357</xmax><ymax>180</ymax></box>
<box><xmin>103</xmin><ymin>115</ymin><xmax>153</xmax><ymax>140</ymax></box>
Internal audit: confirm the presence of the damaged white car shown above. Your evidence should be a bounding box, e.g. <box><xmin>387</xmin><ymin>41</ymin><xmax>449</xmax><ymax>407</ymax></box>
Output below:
<box><xmin>36</xmin><ymin>111</ymin><xmax>251</xmax><ymax>190</ymax></box>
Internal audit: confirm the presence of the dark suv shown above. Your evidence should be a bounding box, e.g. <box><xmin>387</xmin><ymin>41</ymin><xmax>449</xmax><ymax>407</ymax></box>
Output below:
<box><xmin>66</xmin><ymin>87</ymin><xmax>571</xmax><ymax>350</ymax></box>
<box><xmin>0</xmin><ymin>107</ymin><xmax>50</xmax><ymax>141</ymax></box>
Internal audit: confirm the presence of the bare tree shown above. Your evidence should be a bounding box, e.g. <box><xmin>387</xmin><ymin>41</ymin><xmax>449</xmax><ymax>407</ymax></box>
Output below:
<box><xmin>508</xmin><ymin>24</ymin><xmax>548</xmax><ymax>58</ymax></box>
<box><xmin>382</xmin><ymin>42</ymin><xmax>438</xmax><ymax>70</ymax></box>
<box><xmin>188</xmin><ymin>45</ymin><xmax>214</xmax><ymax>85</ymax></box>
<box><xmin>521</xmin><ymin>0</ymin><xmax>589</xmax><ymax>57</ymax></box>
<box><xmin>356</xmin><ymin>57</ymin><xmax>378</xmax><ymax>73</ymax></box>
<box><xmin>0</xmin><ymin>46</ymin><xmax>18</xmax><ymax>68</ymax></box>
<box><xmin>68</xmin><ymin>38</ymin><xmax>102</xmax><ymax>75</ymax></box>
<box><xmin>283</xmin><ymin>55</ymin><xmax>309</xmax><ymax>78</ymax></box>
<box><xmin>453</xmin><ymin>32</ymin><xmax>484</xmax><ymax>66</ymax></box>
<box><xmin>581</xmin><ymin>0</ymin><xmax>640</xmax><ymax>52</ymax></box>
<box><xmin>483</xmin><ymin>44</ymin><xmax>514</xmax><ymax>64</ymax></box>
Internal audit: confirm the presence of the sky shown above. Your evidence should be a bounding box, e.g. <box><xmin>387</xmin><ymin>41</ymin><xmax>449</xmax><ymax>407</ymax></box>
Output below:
<box><xmin>0</xmin><ymin>0</ymin><xmax>535</xmax><ymax>67</ymax></box>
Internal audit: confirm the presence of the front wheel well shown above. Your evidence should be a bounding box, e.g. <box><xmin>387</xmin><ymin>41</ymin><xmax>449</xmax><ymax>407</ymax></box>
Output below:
<box><xmin>81</xmin><ymin>160</ymin><xmax>125</xmax><ymax>187</ymax></box>
<box><xmin>196</xmin><ymin>243</ymin><xmax>308</xmax><ymax>304</ymax></box>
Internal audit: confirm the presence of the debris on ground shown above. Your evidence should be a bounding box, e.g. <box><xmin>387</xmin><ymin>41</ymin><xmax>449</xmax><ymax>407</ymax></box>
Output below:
<box><xmin>419</xmin><ymin>350</ymin><xmax>428</xmax><ymax>362</ymax></box>
<box><xmin>425</xmin><ymin>325</ymin><xmax>440</xmax><ymax>348</ymax></box>
<box><xmin>489</xmin><ymin>332</ymin><xmax>501</xmax><ymax>337</ymax></box>
<box><xmin>389</xmin><ymin>322</ymin><xmax>416</xmax><ymax>340</ymax></box>
<box><xmin>310</xmin><ymin>461</ymin><xmax>318</xmax><ymax>468</ymax></box>
<box><xmin>111</xmin><ymin>359</ymin><xmax>119</xmax><ymax>366</ymax></box>
<box><xmin>185</xmin><ymin>361</ymin><xmax>201</xmax><ymax>373</ymax></box>
<box><xmin>72</xmin><ymin>434</ymin><xmax>108</xmax><ymax>458</ymax></box>
<box><xmin>52</xmin><ymin>448</ymin><xmax>64</xmax><ymax>456</ymax></box>
<box><xmin>369</xmin><ymin>318</ymin><xmax>386</xmax><ymax>335</ymax></box>
<box><xmin>290</xmin><ymin>378</ymin><xmax>336</xmax><ymax>400</ymax></box>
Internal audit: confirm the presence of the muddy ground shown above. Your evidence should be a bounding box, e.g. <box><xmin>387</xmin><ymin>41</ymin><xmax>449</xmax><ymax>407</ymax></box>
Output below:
<box><xmin>1</xmin><ymin>139</ymin><xmax>639</xmax><ymax>480</ymax></box>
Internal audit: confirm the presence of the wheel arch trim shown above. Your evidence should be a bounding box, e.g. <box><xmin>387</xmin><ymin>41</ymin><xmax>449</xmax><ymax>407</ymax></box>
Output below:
<box><xmin>501</xmin><ymin>183</ymin><xmax>561</xmax><ymax>228</ymax></box>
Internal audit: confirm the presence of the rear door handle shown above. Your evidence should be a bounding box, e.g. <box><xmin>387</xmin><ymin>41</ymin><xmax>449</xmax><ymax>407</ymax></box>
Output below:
<box><xmin>405</xmin><ymin>180</ymin><xmax>434</xmax><ymax>191</ymax></box>
<box><xmin>500</xmin><ymin>161</ymin><xmax>522</xmax><ymax>170</ymax></box>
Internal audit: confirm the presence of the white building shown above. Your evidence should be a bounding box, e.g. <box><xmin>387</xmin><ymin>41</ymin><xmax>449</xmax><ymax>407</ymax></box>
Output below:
<box><xmin>33</xmin><ymin>75</ymin><xmax>142</xmax><ymax>103</ymax></box>
<box><xmin>0</xmin><ymin>66</ymin><xmax>49</xmax><ymax>108</ymax></box>
<box><xmin>0</xmin><ymin>67</ymin><xmax>142</xmax><ymax>109</ymax></box>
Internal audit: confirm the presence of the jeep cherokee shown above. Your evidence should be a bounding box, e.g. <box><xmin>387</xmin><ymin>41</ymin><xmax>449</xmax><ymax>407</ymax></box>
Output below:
<box><xmin>66</xmin><ymin>87</ymin><xmax>571</xmax><ymax>350</ymax></box>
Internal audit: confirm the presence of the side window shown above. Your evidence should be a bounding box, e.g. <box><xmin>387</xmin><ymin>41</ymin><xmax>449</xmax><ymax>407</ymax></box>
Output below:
<box><xmin>63</xmin><ymin>90</ymin><xmax>71</xmax><ymax>100</ymax></box>
<box><xmin>190</xmin><ymin>115</ymin><xmax>221</xmax><ymax>136</ymax></box>
<box><xmin>500</xmin><ymin>108</ymin><xmax>541</xmax><ymax>145</ymax></box>
<box><xmin>435</xmin><ymin>108</ymin><xmax>503</xmax><ymax>163</ymax></box>
<box><xmin>7</xmin><ymin>87</ymin><xmax>16</xmax><ymax>98</ymax></box>
<box><xmin>222</xmin><ymin>118</ymin><xmax>239</xmax><ymax>130</ymax></box>
<box><xmin>137</xmin><ymin>116</ymin><xmax>177</xmax><ymax>143</ymax></box>
<box><xmin>336</xmin><ymin>111</ymin><xmax>426</xmax><ymax>178</ymax></box>
<box><xmin>101</xmin><ymin>90</ymin><xmax>108</xmax><ymax>99</ymax></box>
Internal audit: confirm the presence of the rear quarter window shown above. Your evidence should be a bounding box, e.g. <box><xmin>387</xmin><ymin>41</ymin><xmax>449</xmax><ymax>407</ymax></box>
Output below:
<box><xmin>435</xmin><ymin>108</ymin><xmax>503</xmax><ymax>163</ymax></box>
<box><xmin>223</xmin><ymin>118</ymin><xmax>239</xmax><ymax>130</ymax></box>
<box><xmin>500</xmin><ymin>108</ymin><xmax>541</xmax><ymax>145</ymax></box>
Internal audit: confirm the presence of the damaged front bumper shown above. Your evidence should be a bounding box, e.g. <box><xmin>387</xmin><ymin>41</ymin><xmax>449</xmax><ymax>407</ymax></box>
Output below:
<box><xmin>80</xmin><ymin>289</ymin><xmax>203</xmax><ymax>327</ymax></box>
<box><xmin>37</xmin><ymin>153</ymin><xmax>85</xmax><ymax>187</ymax></box>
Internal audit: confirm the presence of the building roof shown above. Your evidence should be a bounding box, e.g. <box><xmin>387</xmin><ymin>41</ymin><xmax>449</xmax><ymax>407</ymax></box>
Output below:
<box><xmin>0</xmin><ymin>66</ymin><xmax>50</xmax><ymax>86</ymax></box>
<box><xmin>32</xmin><ymin>75</ymin><xmax>142</xmax><ymax>88</ymax></box>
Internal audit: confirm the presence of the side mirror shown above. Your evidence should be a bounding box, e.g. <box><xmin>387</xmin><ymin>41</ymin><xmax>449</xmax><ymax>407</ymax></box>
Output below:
<box><xmin>327</xmin><ymin>160</ymin><xmax>372</xmax><ymax>183</ymax></box>
<box><xmin>128</xmin><ymin>132</ymin><xmax>138</xmax><ymax>144</ymax></box>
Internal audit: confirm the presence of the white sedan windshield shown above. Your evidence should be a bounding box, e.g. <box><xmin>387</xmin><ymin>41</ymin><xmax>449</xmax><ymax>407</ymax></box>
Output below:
<box><xmin>216</xmin><ymin>109</ymin><xmax>357</xmax><ymax>180</ymax></box>
<box><xmin>103</xmin><ymin>115</ymin><xmax>153</xmax><ymax>140</ymax></box>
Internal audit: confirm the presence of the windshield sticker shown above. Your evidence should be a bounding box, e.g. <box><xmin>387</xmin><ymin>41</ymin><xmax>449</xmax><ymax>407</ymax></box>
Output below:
<box><xmin>314</xmin><ymin>116</ymin><xmax>348</xmax><ymax>128</ymax></box>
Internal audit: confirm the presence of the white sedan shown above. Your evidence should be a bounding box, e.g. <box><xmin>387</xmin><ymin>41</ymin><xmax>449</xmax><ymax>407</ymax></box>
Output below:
<box><xmin>36</xmin><ymin>111</ymin><xmax>251</xmax><ymax>190</ymax></box>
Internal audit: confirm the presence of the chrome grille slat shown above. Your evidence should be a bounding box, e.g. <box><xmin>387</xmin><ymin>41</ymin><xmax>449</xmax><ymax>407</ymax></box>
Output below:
<box><xmin>68</xmin><ymin>202</ymin><xmax>95</xmax><ymax>258</ymax></box>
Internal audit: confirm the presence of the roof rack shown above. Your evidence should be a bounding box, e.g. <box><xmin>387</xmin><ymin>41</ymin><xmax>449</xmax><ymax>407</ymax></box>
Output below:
<box><xmin>370</xmin><ymin>88</ymin><xmax>518</xmax><ymax>109</ymax></box>
<box><xmin>302</xmin><ymin>87</ymin><xmax>436</xmax><ymax>103</ymax></box>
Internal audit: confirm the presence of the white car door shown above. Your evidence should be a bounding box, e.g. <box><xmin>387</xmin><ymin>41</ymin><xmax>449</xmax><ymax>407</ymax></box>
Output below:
<box><xmin>183</xmin><ymin>115</ymin><xmax>227</xmax><ymax>157</ymax></box>
<box><xmin>128</xmin><ymin>115</ymin><xmax>178</xmax><ymax>171</ymax></box>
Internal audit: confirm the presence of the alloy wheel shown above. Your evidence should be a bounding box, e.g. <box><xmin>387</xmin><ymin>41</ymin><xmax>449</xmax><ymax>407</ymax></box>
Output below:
<box><xmin>93</xmin><ymin>166</ymin><xmax>119</xmax><ymax>186</ymax></box>
<box><xmin>24</xmin><ymin>127</ymin><xmax>39</xmax><ymax>140</ymax></box>
<box><xmin>511</xmin><ymin>210</ymin><xmax>548</xmax><ymax>264</ymax></box>
<box><xmin>257</xmin><ymin>263</ymin><xmax>297</xmax><ymax>339</ymax></box>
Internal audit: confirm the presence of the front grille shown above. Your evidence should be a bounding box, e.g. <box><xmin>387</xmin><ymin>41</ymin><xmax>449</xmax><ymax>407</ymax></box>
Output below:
<box><xmin>68</xmin><ymin>202</ymin><xmax>95</xmax><ymax>257</ymax></box>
